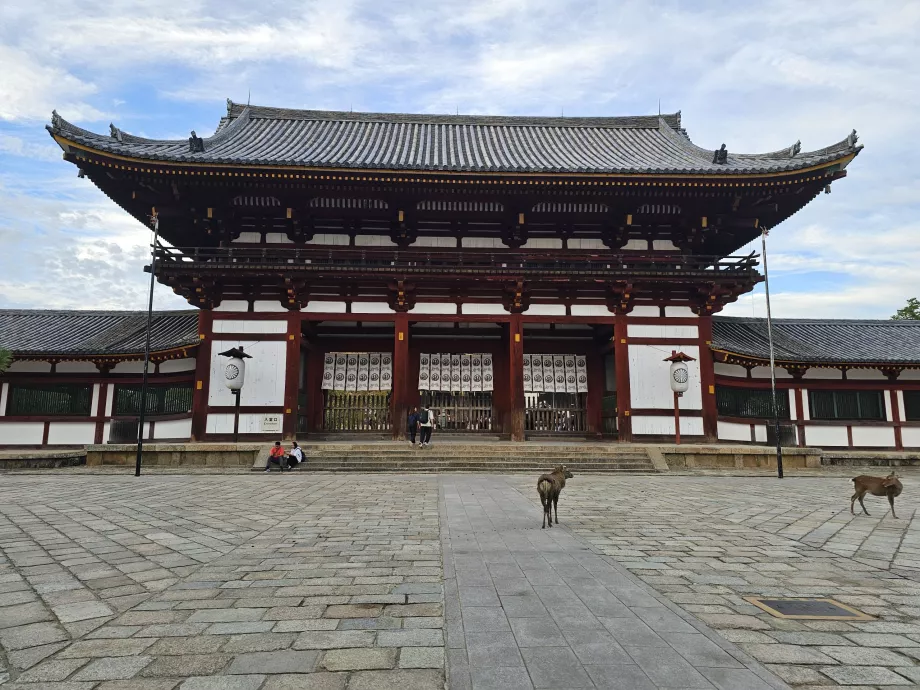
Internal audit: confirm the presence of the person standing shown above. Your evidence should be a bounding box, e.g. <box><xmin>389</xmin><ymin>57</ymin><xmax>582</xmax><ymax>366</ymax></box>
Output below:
<box><xmin>407</xmin><ymin>407</ymin><xmax>420</xmax><ymax>445</ymax></box>
<box><xmin>419</xmin><ymin>404</ymin><xmax>434</xmax><ymax>448</ymax></box>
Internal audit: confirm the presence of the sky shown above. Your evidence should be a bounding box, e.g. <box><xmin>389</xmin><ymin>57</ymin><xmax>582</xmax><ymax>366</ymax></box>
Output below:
<box><xmin>0</xmin><ymin>0</ymin><xmax>918</xmax><ymax>319</ymax></box>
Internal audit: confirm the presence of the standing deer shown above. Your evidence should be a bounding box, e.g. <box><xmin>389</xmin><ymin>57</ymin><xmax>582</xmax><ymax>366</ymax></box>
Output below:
<box><xmin>851</xmin><ymin>472</ymin><xmax>903</xmax><ymax>519</ymax></box>
<box><xmin>537</xmin><ymin>465</ymin><xmax>574</xmax><ymax>529</ymax></box>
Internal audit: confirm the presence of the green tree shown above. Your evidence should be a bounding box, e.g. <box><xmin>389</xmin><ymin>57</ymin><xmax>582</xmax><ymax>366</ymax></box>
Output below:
<box><xmin>0</xmin><ymin>349</ymin><xmax>11</xmax><ymax>374</ymax></box>
<box><xmin>892</xmin><ymin>298</ymin><xmax>920</xmax><ymax>320</ymax></box>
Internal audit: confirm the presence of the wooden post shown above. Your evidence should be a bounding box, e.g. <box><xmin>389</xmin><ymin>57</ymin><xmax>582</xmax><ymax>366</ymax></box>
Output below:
<box><xmin>392</xmin><ymin>313</ymin><xmax>410</xmax><ymax>440</ymax></box>
<box><xmin>794</xmin><ymin>387</ymin><xmax>806</xmax><ymax>447</ymax></box>
<box><xmin>93</xmin><ymin>380</ymin><xmax>109</xmax><ymax>445</ymax></box>
<box><xmin>613</xmin><ymin>315</ymin><xmax>632</xmax><ymax>442</ymax></box>
<box><xmin>586</xmin><ymin>352</ymin><xmax>604</xmax><ymax>438</ymax></box>
<box><xmin>698</xmin><ymin>315</ymin><xmax>718</xmax><ymax>442</ymax></box>
<box><xmin>674</xmin><ymin>391</ymin><xmax>681</xmax><ymax>444</ymax></box>
<box><xmin>890</xmin><ymin>389</ymin><xmax>903</xmax><ymax>450</ymax></box>
<box><xmin>282</xmin><ymin>313</ymin><xmax>301</xmax><ymax>440</ymax></box>
<box><xmin>190</xmin><ymin>310</ymin><xmax>213</xmax><ymax>442</ymax></box>
<box><xmin>508</xmin><ymin>314</ymin><xmax>525</xmax><ymax>442</ymax></box>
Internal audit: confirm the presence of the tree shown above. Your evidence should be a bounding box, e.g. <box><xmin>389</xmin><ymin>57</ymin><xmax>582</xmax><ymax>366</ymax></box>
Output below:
<box><xmin>892</xmin><ymin>298</ymin><xmax>920</xmax><ymax>320</ymax></box>
<box><xmin>0</xmin><ymin>349</ymin><xmax>11</xmax><ymax>374</ymax></box>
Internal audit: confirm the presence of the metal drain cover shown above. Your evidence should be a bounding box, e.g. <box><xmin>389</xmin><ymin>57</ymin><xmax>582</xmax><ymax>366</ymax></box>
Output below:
<box><xmin>746</xmin><ymin>597</ymin><xmax>873</xmax><ymax>620</ymax></box>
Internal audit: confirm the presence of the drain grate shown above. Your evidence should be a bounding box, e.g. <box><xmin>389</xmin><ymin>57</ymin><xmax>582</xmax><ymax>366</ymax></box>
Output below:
<box><xmin>745</xmin><ymin>597</ymin><xmax>873</xmax><ymax>620</ymax></box>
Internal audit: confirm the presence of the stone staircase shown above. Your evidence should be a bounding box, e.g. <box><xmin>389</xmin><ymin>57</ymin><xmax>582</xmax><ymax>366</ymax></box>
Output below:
<box><xmin>291</xmin><ymin>442</ymin><xmax>658</xmax><ymax>473</ymax></box>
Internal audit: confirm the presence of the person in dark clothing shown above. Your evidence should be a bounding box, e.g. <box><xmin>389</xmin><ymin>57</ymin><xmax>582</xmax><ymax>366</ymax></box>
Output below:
<box><xmin>418</xmin><ymin>405</ymin><xmax>434</xmax><ymax>447</ymax></box>
<box><xmin>407</xmin><ymin>407</ymin><xmax>420</xmax><ymax>445</ymax></box>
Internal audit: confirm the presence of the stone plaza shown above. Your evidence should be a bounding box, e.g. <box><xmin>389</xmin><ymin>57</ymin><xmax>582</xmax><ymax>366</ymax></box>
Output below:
<box><xmin>0</xmin><ymin>471</ymin><xmax>918</xmax><ymax>689</ymax></box>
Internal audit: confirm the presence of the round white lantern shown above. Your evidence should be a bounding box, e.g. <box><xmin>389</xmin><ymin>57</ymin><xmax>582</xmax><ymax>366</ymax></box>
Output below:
<box><xmin>224</xmin><ymin>357</ymin><xmax>246</xmax><ymax>391</ymax></box>
<box><xmin>669</xmin><ymin>361</ymin><xmax>690</xmax><ymax>394</ymax></box>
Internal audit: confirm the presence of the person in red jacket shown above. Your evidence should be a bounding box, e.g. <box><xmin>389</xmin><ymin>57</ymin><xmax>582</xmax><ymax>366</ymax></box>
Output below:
<box><xmin>265</xmin><ymin>441</ymin><xmax>289</xmax><ymax>472</ymax></box>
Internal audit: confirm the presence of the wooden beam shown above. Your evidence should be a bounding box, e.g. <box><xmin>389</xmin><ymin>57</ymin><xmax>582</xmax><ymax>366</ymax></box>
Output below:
<box><xmin>613</xmin><ymin>315</ymin><xmax>632</xmax><ymax>442</ymax></box>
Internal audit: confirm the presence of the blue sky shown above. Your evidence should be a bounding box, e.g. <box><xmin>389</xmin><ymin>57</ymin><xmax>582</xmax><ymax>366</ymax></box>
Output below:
<box><xmin>1</xmin><ymin>0</ymin><xmax>918</xmax><ymax>318</ymax></box>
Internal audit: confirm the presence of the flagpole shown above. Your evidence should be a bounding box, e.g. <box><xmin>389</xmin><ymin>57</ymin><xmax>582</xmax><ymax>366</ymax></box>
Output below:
<box><xmin>135</xmin><ymin>210</ymin><xmax>160</xmax><ymax>477</ymax></box>
<box><xmin>761</xmin><ymin>227</ymin><xmax>784</xmax><ymax>479</ymax></box>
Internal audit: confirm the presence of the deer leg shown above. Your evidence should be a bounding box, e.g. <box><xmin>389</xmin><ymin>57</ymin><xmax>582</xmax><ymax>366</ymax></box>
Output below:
<box><xmin>553</xmin><ymin>496</ymin><xmax>559</xmax><ymax>525</ymax></box>
<box><xmin>889</xmin><ymin>492</ymin><xmax>898</xmax><ymax>519</ymax></box>
<box><xmin>541</xmin><ymin>497</ymin><xmax>547</xmax><ymax>529</ymax></box>
<box><xmin>850</xmin><ymin>492</ymin><xmax>858</xmax><ymax>515</ymax></box>
<box><xmin>858</xmin><ymin>492</ymin><xmax>870</xmax><ymax>516</ymax></box>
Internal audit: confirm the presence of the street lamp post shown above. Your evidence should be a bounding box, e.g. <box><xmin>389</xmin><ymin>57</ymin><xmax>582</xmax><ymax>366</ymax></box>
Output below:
<box><xmin>135</xmin><ymin>209</ymin><xmax>160</xmax><ymax>477</ymax></box>
<box><xmin>218</xmin><ymin>347</ymin><xmax>252</xmax><ymax>443</ymax></box>
<box><xmin>664</xmin><ymin>351</ymin><xmax>696</xmax><ymax>445</ymax></box>
<box><xmin>761</xmin><ymin>228</ymin><xmax>784</xmax><ymax>479</ymax></box>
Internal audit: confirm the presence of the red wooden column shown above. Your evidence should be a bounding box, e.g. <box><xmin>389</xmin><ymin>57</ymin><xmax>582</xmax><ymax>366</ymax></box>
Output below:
<box><xmin>613</xmin><ymin>314</ymin><xmax>632</xmax><ymax>442</ymax></box>
<box><xmin>282</xmin><ymin>313</ymin><xmax>302</xmax><ymax>440</ymax></box>
<box><xmin>190</xmin><ymin>310</ymin><xmax>213</xmax><ymax>442</ymax></box>
<box><xmin>93</xmin><ymin>371</ymin><xmax>110</xmax><ymax>445</ymax></box>
<box><xmin>890</xmin><ymin>386</ymin><xmax>904</xmax><ymax>450</ymax></box>
<box><xmin>507</xmin><ymin>314</ymin><xmax>525</xmax><ymax>441</ymax></box>
<box><xmin>305</xmin><ymin>348</ymin><xmax>324</xmax><ymax>434</ymax></box>
<box><xmin>392</xmin><ymin>313</ymin><xmax>410</xmax><ymax>440</ymax></box>
<box><xmin>586</xmin><ymin>352</ymin><xmax>604</xmax><ymax>438</ymax></box>
<box><xmin>698</xmin><ymin>316</ymin><xmax>718</xmax><ymax>442</ymax></box>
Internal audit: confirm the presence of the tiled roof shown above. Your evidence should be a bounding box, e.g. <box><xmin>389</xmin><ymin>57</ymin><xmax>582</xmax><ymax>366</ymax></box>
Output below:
<box><xmin>0</xmin><ymin>310</ymin><xmax>200</xmax><ymax>358</ymax></box>
<box><xmin>47</xmin><ymin>101</ymin><xmax>862</xmax><ymax>175</ymax></box>
<box><xmin>712</xmin><ymin>317</ymin><xmax>920</xmax><ymax>365</ymax></box>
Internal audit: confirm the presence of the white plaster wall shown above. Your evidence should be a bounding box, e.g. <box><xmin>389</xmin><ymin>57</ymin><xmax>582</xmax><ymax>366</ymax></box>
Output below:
<box><xmin>754</xmin><ymin>425</ymin><xmax>767</xmax><ymax>442</ymax></box>
<box><xmin>801</xmin><ymin>389</ymin><xmax>810</xmax><ymax>420</ymax></box>
<box><xmin>213</xmin><ymin>319</ymin><xmax>287</xmax><ymax>334</ymax></box>
<box><xmin>527</xmin><ymin>305</ymin><xmax>566</xmax><ymax>316</ymax></box>
<box><xmin>652</xmin><ymin>239</ymin><xmax>678</xmax><ymax>251</ymax></box>
<box><xmin>664</xmin><ymin>306</ymin><xmax>697</xmax><ymax>318</ymax></box>
<box><xmin>714</xmin><ymin>363</ymin><xmax>747</xmax><ymax>378</ymax></box>
<box><xmin>632</xmin><ymin>415</ymin><xmax>704</xmax><ymax>436</ymax></box>
<box><xmin>805</xmin><ymin>426</ymin><xmax>849</xmax><ymax>447</ymax></box>
<box><xmin>112</xmin><ymin>361</ymin><xmax>145</xmax><ymax>374</ymax></box>
<box><xmin>7</xmin><ymin>361</ymin><xmax>51</xmax><ymax>373</ymax></box>
<box><xmin>851</xmin><ymin>426</ymin><xmax>896</xmax><ymax>447</ymax></box>
<box><xmin>57</xmin><ymin>362</ymin><xmax>99</xmax><ymax>374</ymax></box>
<box><xmin>102</xmin><ymin>422</ymin><xmax>111</xmax><ymax>444</ymax></box>
<box><xmin>105</xmin><ymin>384</ymin><xmax>114</xmax><ymax>416</ymax></box>
<box><xmin>461</xmin><ymin>237</ymin><xmax>503</xmax><ymax>248</ymax></box>
<box><xmin>522</xmin><ymin>238</ymin><xmax>563</xmax><ymax>249</ymax></box>
<box><xmin>265</xmin><ymin>233</ymin><xmax>294</xmax><ymax>244</ymax></box>
<box><xmin>47</xmin><ymin>422</ymin><xmax>95</xmax><ymax>445</ymax></box>
<box><xmin>898</xmin><ymin>391</ymin><xmax>906</xmax><ymax>420</ymax></box>
<box><xmin>232</xmin><ymin>231</ymin><xmax>262</xmax><ymax>243</ymax></box>
<box><xmin>303</xmin><ymin>301</ymin><xmax>347</xmax><ymax>313</ymax></box>
<box><xmin>160</xmin><ymin>358</ymin><xmax>197</xmax><ymax>373</ymax></box>
<box><xmin>215</xmin><ymin>300</ymin><xmax>250</xmax><ymax>312</ymax></box>
<box><xmin>802</xmin><ymin>368</ymin><xmax>842</xmax><ymax>380</ymax></box>
<box><xmin>91</xmin><ymin>384</ymin><xmax>100</xmax><ymax>417</ymax></box>
<box><xmin>568</xmin><ymin>238</ymin><xmax>605</xmax><ymax>250</ymax></box>
<box><xmin>628</xmin><ymin>344</ymin><xmax>702</xmax><ymax>410</ymax></box>
<box><xmin>628</xmin><ymin>306</ymin><xmax>660</xmax><ymax>317</ymax></box>
<box><xmin>0</xmin><ymin>382</ymin><xmax>8</xmax><ymax>416</ymax></box>
<box><xmin>253</xmin><ymin>301</ymin><xmax>287</xmax><ymax>313</ymax></box>
<box><xmin>351</xmin><ymin>302</ymin><xmax>395</xmax><ymax>314</ymax></box>
<box><xmin>902</xmin><ymin>427</ymin><xmax>920</xmax><ymax>448</ymax></box>
<box><xmin>411</xmin><ymin>303</ymin><xmax>458</xmax><ymax>315</ymax></box>
<box><xmin>0</xmin><ymin>422</ymin><xmax>44</xmax><ymax>444</ymax></box>
<box><xmin>461</xmin><ymin>303</ymin><xmax>506</xmax><ymax>315</ymax></box>
<box><xmin>207</xmin><ymin>413</ymin><xmax>283</xmax><ymax>435</ymax></box>
<box><xmin>356</xmin><ymin>235</ymin><xmax>398</xmax><ymax>247</ymax></box>
<box><xmin>751</xmin><ymin>366</ymin><xmax>793</xmax><ymax>379</ymax></box>
<box><xmin>571</xmin><ymin>305</ymin><xmax>612</xmax><ymax>317</ymax></box>
<box><xmin>154</xmin><ymin>418</ymin><xmax>192</xmax><ymax>440</ymax></box>
<box><xmin>208</xmin><ymin>340</ymin><xmax>286</xmax><ymax>407</ymax></box>
<box><xmin>307</xmin><ymin>234</ymin><xmax>350</xmax><ymax>245</ymax></box>
<box><xmin>885</xmin><ymin>391</ymin><xmax>895</xmax><ymax>422</ymax></box>
<box><xmin>623</xmin><ymin>239</ymin><xmax>648</xmax><ymax>251</ymax></box>
<box><xmin>414</xmin><ymin>236</ymin><xmax>458</xmax><ymax>248</ymax></box>
<box><xmin>718</xmin><ymin>421</ymin><xmax>750</xmax><ymax>442</ymax></box>
<box><xmin>627</xmin><ymin>324</ymin><xmax>699</xmax><ymax>339</ymax></box>
<box><xmin>848</xmin><ymin>369</ymin><xmax>888</xmax><ymax>380</ymax></box>
<box><xmin>901</xmin><ymin>370</ymin><xmax>920</xmax><ymax>381</ymax></box>
<box><xmin>789</xmin><ymin>390</ymin><xmax>798</xmax><ymax>421</ymax></box>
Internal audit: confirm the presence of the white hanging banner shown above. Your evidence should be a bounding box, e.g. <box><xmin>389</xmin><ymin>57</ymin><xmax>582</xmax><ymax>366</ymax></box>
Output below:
<box><xmin>418</xmin><ymin>353</ymin><xmax>431</xmax><ymax>391</ymax></box>
<box><xmin>441</xmin><ymin>354</ymin><xmax>451</xmax><ymax>394</ymax></box>
<box><xmin>564</xmin><ymin>355</ymin><xmax>577</xmax><ymax>394</ymax></box>
<box><xmin>379</xmin><ymin>353</ymin><xmax>393</xmax><ymax>391</ymax></box>
<box><xmin>333</xmin><ymin>354</ymin><xmax>347</xmax><ymax>391</ymax></box>
<box><xmin>448</xmin><ymin>354</ymin><xmax>459</xmax><ymax>392</ymax></box>
<box><xmin>321</xmin><ymin>353</ymin><xmax>335</xmax><ymax>390</ymax></box>
<box><xmin>345</xmin><ymin>354</ymin><xmax>359</xmax><ymax>391</ymax></box>
<box><xmin>357</xmin><ymin>353</ymin><xmax>370</xmax><ymax>391</ymax></box>
<box><xmin>523</xmin><ymin>354</ymin><xmax>533</xmax><ymax>393</ymax></box>
<box><xmin>482</xmin><ymin>354</ymin><xmax>494</xmax><ymax>392</ymax></box>
<box><xmin>471</xmin><ymin>354</ymin><xmax>483</xmax><ymax>392</ymax></box>
<box><xmin>553</xmin><ymin>356</ymin><xmax>566</xmax><ymax>394</ymax></box>
<box><xmin>429</xmin><ymin>353</ymin><xmax>442</xmax><ymax>391</ymax></box>
<box><xmin>542</xmin><ymin>355</ymin><xmax>555</xmax><ymax>393</ymax></box>
<box><xmin>461</xmin><ymin>354</ymin><xmax>472</xmax><ymax>393</ymax></box>
<box><xmin>369</xmin><ymin>352</ymin><xmax>382</xmax><ymax>391</ymax></box>
<box><xmin>531</xmin><ymin>354</ymin><xmax>544</xmax><ymax>393</ymax></box>
<box><xmin>575</xmin><ymin>355</ymin><xmax>588</xmax><ymax>393</ymax></box>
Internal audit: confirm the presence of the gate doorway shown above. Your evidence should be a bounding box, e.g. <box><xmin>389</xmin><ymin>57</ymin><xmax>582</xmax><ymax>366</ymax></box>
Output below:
<box><xmin>525</xmin><ymin>392</ymin><xmax>587</xmax><ymax>434</ymax></box>
<box><xmin>420</xmin><ymin>391</ymin><xmax>494</xmax><ymax>431</ymax></box>
<box><xmin>323</xmin><ymin>391</ymin><xmax>391</xmax><ymax>432</ymax></box>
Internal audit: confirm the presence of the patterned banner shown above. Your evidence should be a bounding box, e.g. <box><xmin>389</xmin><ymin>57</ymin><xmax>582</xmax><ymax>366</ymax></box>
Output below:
<box><xmin>531</xmin><ymin>354</ymin><xmax>544</xmax><ymax>393</ymax></box>
<box><xmin>357</xmin><ymin>353</ymin><xmax>370</xmax><ymax>391</ymax></box>
<box><xmin>369</xmin><ymin>352</ymin><xmax>381</xmax><ymax>391</ymax></box>
<box><xmin>575</xmin><ymin>355</ymin><xmax>588</xmax><ymax>393</ymax></box>
<box><xmin>523</xmin><ymin>354</ymin><xmax>533</xmax><ymax>393</ymax></box>
<box><xmin>379</xmin><ymin>353</ymin><xmax>393</xmax><ymax>391</ymax></box>
<box><xmin>482</xmin><ymin>354</ymin><xmax>494</xmax><ymax>392</ymax></box>
<box><xmin>564</xmin><ymin>355</ymin><xmax>577</xmax><ymax>393</ymax></box>
<box><xmin>440</xmin><ymin>354</ymin><xmax>451</xmax><ymax>394</ymax></box>
<box><xmin>345</xmin><ymin>354</ymin><xmax>359</xmax><ymax>391</ymax></box>
<box><xmin>450</xmin><ymin>354</ymin><xmax>461</xmax><ymax>392</ymax></box>
<box><xmin>461</xmin><ymin>354</ymin><xmax>471</xmax><ymax>393</ymax></box>
<box><xmin>471</xmin><ymin>354</ymin><xmax>483</xmax><ymax>392</ymax></box>
<box><xmin>553</xmin><ymin>356</ymin><xmax>566</xmax><ymax>394</ymax></box>
<box><xmin>418</xmin><ymin>353</ymin><xmax>430</xmax><ymax>391</ymax></box>
<box><xmin>333</xmin><ymin>354</ymin><xmax>347</xmax><ymax>391</ymax></box>
<box><xmin>429</xmin><ymin>353</ymin><xmax>442</xmax><ymax>391</ymax></box>
<box><xmin>321</xmin><ymin>353</ymin><xmax>335</xmax><ymax>390</ymax></box>
<box><xmin>542</xmin><ymin>355</ymin><xmax>554</xmax><ymax>393</ymax></box>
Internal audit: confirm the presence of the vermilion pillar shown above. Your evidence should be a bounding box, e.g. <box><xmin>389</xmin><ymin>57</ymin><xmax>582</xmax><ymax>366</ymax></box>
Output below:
<box><xmin>508</xmin><ymin>314</ymin><xmax>525</xmax><ymax>442</ymax></box>
<box><xmin>890</xmin><ymin>388</ymin><xmax>903</xmax><ymax>450</ymax></box>
<box><xmin>586</xmin><ymin>352</ymin><xmax>604</xmax><ymax>437</ymax></box>
<box><xmin>282</xmin><ymin>313</ymin><xmax>302</xmax><ymax>440</ymax></box>
<box><xmin>698</xmin><ymin>316</ymin><xmax>718</xmax><ymax>442</ymax></box>
<box><xmin>392</xmin><ymin>313</ymin><xmax>410</xmax><ymax>440</ymax></box>
<box><xmin>613</xmin><ymin>314</ymin><xmax>632</xmax><ymax>442</ymax></box>
<box><xmin>191</xmin><ymin>310</ymin><xmax>213</xmax><ymax>442</ymax></box>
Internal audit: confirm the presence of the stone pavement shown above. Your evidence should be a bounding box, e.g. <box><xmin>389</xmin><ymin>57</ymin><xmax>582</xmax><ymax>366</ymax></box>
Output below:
<box><xmin>0</xmin><ymin>472</ymin><xmax>918</xmax><ymax>689</ymax></box>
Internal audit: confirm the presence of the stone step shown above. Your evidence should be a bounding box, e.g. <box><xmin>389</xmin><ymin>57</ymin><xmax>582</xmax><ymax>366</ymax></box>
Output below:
<box><xmin>295</xmin><ymin>466</ymin><xmax>658</xmax><ymax>473</ymax></box>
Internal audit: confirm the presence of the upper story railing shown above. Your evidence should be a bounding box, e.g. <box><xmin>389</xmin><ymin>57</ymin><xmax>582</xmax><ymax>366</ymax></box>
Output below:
<box><xmin>151</xmin><ymin>245</ymin><xmax>760</xmax><ymax>279</ymax></box>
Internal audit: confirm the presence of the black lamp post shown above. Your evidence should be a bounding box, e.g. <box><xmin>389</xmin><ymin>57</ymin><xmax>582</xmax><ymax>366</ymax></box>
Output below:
<box><xmin>135</xmin><ymin>209</ymin><xmax>160</xmax><ymax>477</ymax></box>
<box><xmin>218</xmin><ymin>346</ymin><xmax>252</xmax><ymax>443</ymax></box>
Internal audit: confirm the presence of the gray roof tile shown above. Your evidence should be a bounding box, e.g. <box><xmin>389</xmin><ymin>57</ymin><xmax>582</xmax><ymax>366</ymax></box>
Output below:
<box><xmin>48</xmin><ymin>102</ymin><xmax>862</xmax><ymax>175</ymax></box>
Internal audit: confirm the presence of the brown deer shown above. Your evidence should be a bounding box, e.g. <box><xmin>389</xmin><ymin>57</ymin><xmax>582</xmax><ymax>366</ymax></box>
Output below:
<box><xmin>537</xmin><ymin>465</ymin><xmax>574</xmax><ymax>529</ymax></box>
<box><xmin>851</xmin><ymin>472</ymin><xmax>903</xmax><ymax>519</ymax></box>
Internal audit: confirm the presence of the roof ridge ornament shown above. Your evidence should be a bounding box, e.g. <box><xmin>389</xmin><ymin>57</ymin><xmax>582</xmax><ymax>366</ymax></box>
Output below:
<box><xmin>847</xmin><ymin>129</ymin><xmax>859</xmax><ymax>149</ymax></box>
<box><xmin>51</xmin><ymin>110</ymin><xmax>62</xmax><ymax>130</ymax></box>
<box><xmin>109</xmin><ymin>124</ymin><xmax>123</xmax><ymax>142</ymax></box>
<box><xmin>188</xmin><ymin>131</ymin><xmax>205</xmax><ymax>153</ymax></box>
<box><xmin>227</xmin><ymin>98</ymin><xmax>233</xmax><ymax>117</ymax></box>
<box><xmin>713</xmin><ymin>143</ymin><xmax>728</xmax><ymax>164</ymax></box>
<box><xmin>789</xmin><ymin>140</ymin><xmax>801</xmax><ymax>157</ymax></box>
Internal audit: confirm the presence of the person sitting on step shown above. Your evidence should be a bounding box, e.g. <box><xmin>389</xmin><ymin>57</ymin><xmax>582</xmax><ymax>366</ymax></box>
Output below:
<box><xmin>265</xmin><ymin>441</ymin><xmax>289</xmax><ymax>472</ymax></box>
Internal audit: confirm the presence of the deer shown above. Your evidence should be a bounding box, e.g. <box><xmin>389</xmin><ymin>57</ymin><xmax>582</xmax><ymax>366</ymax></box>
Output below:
<box><xmin>851</xmin><ymin>472</ymin><xmax>903</xmax><ymax>519</ymax></box>
<box><xmin>537</xmin><ymin>465</ymin><xmax>574</xmax><ymax>529</ymax></box>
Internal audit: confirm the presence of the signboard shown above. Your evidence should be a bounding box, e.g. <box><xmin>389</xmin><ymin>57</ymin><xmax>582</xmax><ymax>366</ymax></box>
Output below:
<box><xmin>261</xmin><ymin>414</ymin><xmax>282</xmax><ymax>433</ymax></box>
